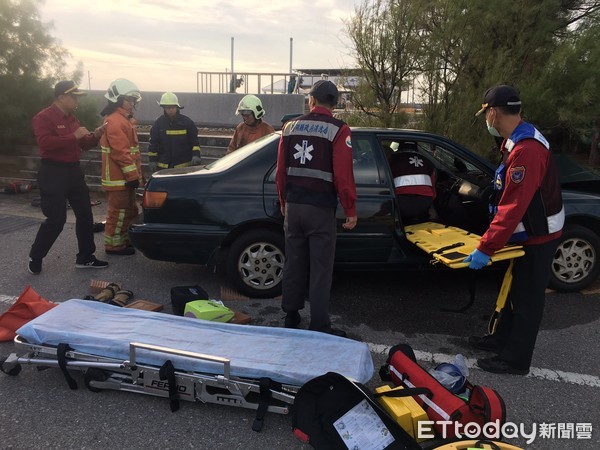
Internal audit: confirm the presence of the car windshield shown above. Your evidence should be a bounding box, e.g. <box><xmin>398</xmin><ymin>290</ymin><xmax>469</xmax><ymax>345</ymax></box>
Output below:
<box><xmin>205</xmin><ymin>133</ymin><xmax>280</xmax><ymax>171</ymax></box>
<box><xmin>555</xmin><ymin>154</ymin><xmax>600</xmax><ymax>182</ymax></box>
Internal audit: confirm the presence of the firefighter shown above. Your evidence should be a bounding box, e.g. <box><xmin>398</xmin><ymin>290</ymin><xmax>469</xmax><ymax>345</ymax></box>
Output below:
<box><xmin>389</xmin><ymin>141</ymin><xmax>436</xmax><ymax>225</ymax></box>
<box><xmin>99</xmin><ymin>78</ymin><xmax>143</xmax><ymax>256</ymax></box>
<box><xmin>276</xmin><ymin>80</ymin><xmax>357</xmax><ymax>337</ymax></box>
<box><xmin>147</xmin><ymin>92</ymin><xmax>201</xmax><ymax>173</ymax></box>
<box><xmin>465</xmin><ymin>85</ymin><xmax>564</xmax><ymax>375</ymax></box>
<box><xmin>226</xmin><ymin>95</ymin><xmax>274</xmax><ymax>154</ymax></box>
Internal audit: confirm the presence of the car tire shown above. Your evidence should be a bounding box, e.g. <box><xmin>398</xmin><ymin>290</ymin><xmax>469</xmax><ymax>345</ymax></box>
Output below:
<box><xmin>549</xmin><ymin>224</ymin><xmax>600</xmax><ymax>292</ymax></box>
<box><xmin>226</xmin><ymin>230</ymin><xmax>285</xmax><ymax>298</ymax></box>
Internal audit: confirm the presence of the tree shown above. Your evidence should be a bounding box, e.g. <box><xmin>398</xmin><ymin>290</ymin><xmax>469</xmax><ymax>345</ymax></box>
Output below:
<box><xmin>344</xmin><ymin>0</ymin><xmax>424</xmax><ymax>127</ymax></box>
<box><xmin>0</xmin><ymin>0</ymin><xmax>69</xmax><ymax>148</ymax></box>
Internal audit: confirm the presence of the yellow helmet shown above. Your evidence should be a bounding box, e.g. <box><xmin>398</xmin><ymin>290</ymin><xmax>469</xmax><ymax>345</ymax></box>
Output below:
<box><xmin>158</xmin><ymin>92</ymin><xmax>181</xmax><ymax>108</ymax></box>
<box><xmin>236</xmin><ymin>95</ymin><xmax>265</xmax><ymax>119</ymax></box>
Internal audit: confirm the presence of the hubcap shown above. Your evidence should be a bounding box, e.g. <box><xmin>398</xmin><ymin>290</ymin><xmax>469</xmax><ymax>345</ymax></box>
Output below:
<box><xmin>552</xmin><ymin>237</ymin><xmax>596</xmax><ymax>284</ymax></box>
<box><xmin>237</xmin><ymin>241</ymin><xmax>284</xmax><ymax>291</ymax></box>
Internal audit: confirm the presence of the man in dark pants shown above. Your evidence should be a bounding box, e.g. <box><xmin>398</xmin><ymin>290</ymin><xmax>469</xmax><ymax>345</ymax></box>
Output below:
<box><xmin>464</xmin><ymin>85</ymin><xmax>564</xmax><ymax>374</ymax></box>
<box><xmin>28</xmin><ymin>80</ymin><xmax>108</xmax><ymax>274</ymax></box>
<box><xmin>276</xmin><ymin>80</ymin><xmax>357</xmax><ymax>336</ymax></box>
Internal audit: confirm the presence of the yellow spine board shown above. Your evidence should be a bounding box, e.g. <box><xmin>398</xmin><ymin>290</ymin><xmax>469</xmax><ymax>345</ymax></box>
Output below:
<box><xmin>375</xmin><ymin>385</ymin><xmax>428</xmax><ymax>442</ymax></box>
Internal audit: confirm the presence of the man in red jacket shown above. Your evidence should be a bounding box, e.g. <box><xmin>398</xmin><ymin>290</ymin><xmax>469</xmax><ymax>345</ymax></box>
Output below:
<box><xmin>276</xmin><ymin>81</ymin><xmax>357</xmax><ymax>336</ymax></box>
<box><xmin>465</xmin><ymin>85</ymin><xmax>564</xmax><ymax>375</ymax></box>
<box><xmin>28</xmin><ymin>81</ymin><xmax>108</xmax><ymax>274</ymax></box>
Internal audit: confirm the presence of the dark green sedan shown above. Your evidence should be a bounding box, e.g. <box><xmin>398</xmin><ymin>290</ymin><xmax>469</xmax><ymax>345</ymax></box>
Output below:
<box><xmin>129</xmin><ymin>129</ymin><xmax>600</xmax><ymax>298</ymax></box>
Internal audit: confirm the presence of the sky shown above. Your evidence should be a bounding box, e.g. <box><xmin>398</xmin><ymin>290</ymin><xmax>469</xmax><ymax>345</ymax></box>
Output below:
<box><xmin>39</xmin><ymin>0</ymin><xmax>361</xmax><ymax>93</ymax></box>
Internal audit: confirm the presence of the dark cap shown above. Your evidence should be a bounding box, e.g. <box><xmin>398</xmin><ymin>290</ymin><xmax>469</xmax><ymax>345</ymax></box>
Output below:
<box><xmin>54</xmin><ymin>80</ymin><xmax>86</xmax><ymax>98</ymax></box>
<box><xmin>309</xmin><ymin>80</ymin><xmax>339</xmax><ymax>104</ymax></box>
<box><xmin>475</xmin><ymin>85</ymin><xmax>521</xmax><ymax>116</ymax></box>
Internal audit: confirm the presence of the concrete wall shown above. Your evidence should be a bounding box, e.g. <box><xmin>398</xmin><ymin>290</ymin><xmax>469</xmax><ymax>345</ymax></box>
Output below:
<box><xmin>87</xmin><ymin>91</ymin><xmax>305</xmax><ymax>128</ymax></box>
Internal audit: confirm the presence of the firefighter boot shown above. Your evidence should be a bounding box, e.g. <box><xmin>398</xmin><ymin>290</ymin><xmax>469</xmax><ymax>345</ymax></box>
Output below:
<box><xmin>109</xmin><ymin>289</ymin><xmax>134</xmax><ymax>307</ymax></box>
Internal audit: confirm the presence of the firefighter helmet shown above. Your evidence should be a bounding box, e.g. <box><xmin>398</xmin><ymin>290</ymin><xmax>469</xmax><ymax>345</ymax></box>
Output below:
<box><xmin>236</xmin><ymin>95</ymin><xmax>265</xmax><ymax>119</ymax></box>
<box><xmin>158</xmin><ymin>92</ymin><xmax>182</xmax><ymax>108</ymax></box>
<box><xmin>104</xmin><ymin>79</ymin><xmax>142</xmax><ymax>103</ymax></box>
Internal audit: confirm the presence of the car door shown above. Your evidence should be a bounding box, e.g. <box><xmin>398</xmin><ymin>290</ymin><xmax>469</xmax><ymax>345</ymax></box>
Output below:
<box><xmin>334</xmin><ymin>132</ymin><xmax>397</xmax><ymax>263</ymax></box>
<box><xmin>263</xmin><ymin>132</ymin><xmax>398</xmax><ymax>263</ymax></box>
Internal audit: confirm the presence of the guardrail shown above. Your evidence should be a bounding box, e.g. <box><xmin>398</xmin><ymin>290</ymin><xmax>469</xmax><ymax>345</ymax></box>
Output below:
<box><xmin>0</xmin><ymin>133</ymin><xmax>232</xmax><ymax>190</ymax></box>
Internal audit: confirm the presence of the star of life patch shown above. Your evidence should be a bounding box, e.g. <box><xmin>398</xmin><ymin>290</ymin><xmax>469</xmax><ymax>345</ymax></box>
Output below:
<box><xmin>509</xmin><ymin>166</ymin><xmax>526</xmax><ymax>184</ymax></box>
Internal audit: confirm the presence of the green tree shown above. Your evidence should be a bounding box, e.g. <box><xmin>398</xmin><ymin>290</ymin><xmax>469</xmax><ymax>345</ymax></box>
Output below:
<box><xmin>344</xmin><ymin>0</ymin><xmax>424</xmax><ymax>127</ymax></box>
<box><xmin>0</xmin><ymin>0</ymin><xmax>69</xmax><ymax>148</ymax></box>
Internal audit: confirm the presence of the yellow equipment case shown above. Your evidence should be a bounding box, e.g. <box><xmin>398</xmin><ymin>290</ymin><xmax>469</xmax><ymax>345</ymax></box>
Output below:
<box><xmin>375</xmin><ymin>385</ymin><xmax>429</xmax><ymax>442</ymax></box>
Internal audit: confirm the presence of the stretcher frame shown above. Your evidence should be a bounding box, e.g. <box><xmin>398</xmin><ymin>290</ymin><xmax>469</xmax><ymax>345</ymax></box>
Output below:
<box><xmin>2</xmin><ymin>335</ymin><xmax>297</xmax><ymax>427</ymax></box>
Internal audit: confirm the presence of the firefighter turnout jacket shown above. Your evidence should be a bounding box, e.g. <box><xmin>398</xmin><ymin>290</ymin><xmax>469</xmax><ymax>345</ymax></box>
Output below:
<box><xmin>479</xmin><ymin>121</ymin><xmax>564</xmax><ymax>255</ymax></box>
<box><xmin>276</xmin><ymin>106</ymin><xmax>356</xmax><ymax>217</ymax></box>
<box><xmin>100</xmin><ymin>107</ymin><xmax>142</xmax><ymax>191</ymax></box>
<box><xmin>148</xmin><ymin>113</ymin><xmax>200</xmax><ymax>168</ymax></box>
<box><xmin>227</xmin><ymin>120</ymin><xmax>274</xmax><ymax>154</ymax></box>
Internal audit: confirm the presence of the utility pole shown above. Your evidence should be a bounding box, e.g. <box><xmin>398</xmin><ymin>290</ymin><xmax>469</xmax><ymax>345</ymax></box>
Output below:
<box><xmin>87</xmin><ymin>71</ymin><xmax>91</xmax><ymax>90</ymax></box>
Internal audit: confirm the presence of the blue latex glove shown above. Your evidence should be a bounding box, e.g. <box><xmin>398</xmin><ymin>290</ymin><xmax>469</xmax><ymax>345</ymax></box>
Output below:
<box><xmin>464</xmin><ymin>249</ymin><xmax>491</xmax><ymax>270</ymax></box>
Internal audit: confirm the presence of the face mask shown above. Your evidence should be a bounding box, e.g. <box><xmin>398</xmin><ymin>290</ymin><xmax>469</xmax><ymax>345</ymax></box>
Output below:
<box><xmin>486</xmin><ymin>109</ymin><xmax>501</xmax><ymax>137</ymax></box>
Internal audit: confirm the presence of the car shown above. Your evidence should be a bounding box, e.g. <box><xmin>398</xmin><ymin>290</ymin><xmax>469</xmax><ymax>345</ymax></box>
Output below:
<box><xmin>129</xmin><ymin>129</ymin><xmax>600</xmax><ymax>298</ymax></box>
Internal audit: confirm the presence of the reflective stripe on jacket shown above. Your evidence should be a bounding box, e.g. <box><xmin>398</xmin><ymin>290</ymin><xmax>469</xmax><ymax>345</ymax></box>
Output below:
<box><xmin>148</xmin><ymin>112</ymin><xmax>200</xmax><ymax>168</ymax></box>
<box><xmin>100</xmin><ymin>108</ymin><xmax>141</xmax><ymax>191</ymax></box>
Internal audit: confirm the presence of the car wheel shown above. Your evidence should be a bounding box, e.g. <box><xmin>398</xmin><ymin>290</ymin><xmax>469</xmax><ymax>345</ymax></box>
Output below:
<box><xmin>549</xmin><ymin>224</ymin><xmax>600</xmax><ymax>292</ymax></box>
<box><xmin>226</xmin><ymin>230</ymin><xmax>285</xmax><ymax>298</ymax></box>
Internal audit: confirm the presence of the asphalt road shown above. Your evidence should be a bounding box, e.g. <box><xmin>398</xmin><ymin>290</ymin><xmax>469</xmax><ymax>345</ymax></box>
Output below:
<box><xmin>0</xmin><ymin>191</ymin><xmax>598</xmax><ymax>449</ymax></box>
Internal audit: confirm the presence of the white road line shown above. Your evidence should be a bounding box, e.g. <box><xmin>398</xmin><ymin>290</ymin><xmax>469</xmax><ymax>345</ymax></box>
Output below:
<box><xmin>0</xmin><ymin>295</ymin><xmax>17</xmax><ymax>305</ymax></box>
<box><xmin>368</xmin><ymin>342</ymin><xmax>600</xmax><ymax>389</ymax></box>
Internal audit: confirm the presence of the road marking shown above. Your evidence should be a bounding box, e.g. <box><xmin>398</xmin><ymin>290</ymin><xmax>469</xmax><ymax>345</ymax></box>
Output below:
<box><xmin>368</xmin><ymin>342</ymin><xmax>600</xmax><ymax>389</ymax></box>
<box><xmin>0</xmin><ymin>295</ymin><xmax>17</xmax><ymax>305</ymax></box>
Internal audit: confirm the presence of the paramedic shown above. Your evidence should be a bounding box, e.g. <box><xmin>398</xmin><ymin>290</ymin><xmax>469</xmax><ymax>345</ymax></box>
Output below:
<box><xmin>28</xmin><ymin>80</ymin><xmax>108</xmax><ymax>274</ymax></box>
<box><xmin>276</xmin><ymin>80</ymin><xmax>357</xmax><ymax>337</ymax></box>
<box><xmin>389</xmin><ymin>141</ymin><xmax>436</xmax><ymax>225</ymax></box>
<box><xmin>99</xmin><ymin>78</ymin><xmax>143</xmax><ymax>256</ymax></box>
<box><xmin>465</xmin><ymin>85</ymin><xmax>564</xmax><ymax>375</ymax></box>
<box><xmin>147</xmin><ymin>92</ymin><xmax>201</xmax><ymax>173</ymax></box>
<box><xmin>226</xmin><ymin>95</ymin><xmax>274</xmax><ymax>154</ymax></box>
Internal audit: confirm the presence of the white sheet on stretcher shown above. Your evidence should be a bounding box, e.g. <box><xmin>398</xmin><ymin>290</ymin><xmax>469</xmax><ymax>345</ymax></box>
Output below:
<box><xmin>16</xmin><ymin>300</ymin><xmax>374</xmax><ymax>385</ymax></box>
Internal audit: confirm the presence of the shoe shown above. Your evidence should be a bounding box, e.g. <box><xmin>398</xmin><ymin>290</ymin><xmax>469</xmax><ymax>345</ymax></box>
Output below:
<box><xmin>75</xmin><ymin>257</ymin><xmax>109</xmax><ymax>269</ymax></box>
<box><xmin>106</xmin><ymin>247</ymin><xmax>136</xmax><ymax>256</ymax></box>
<box><xmin>93</xmin><ymin>222</ymin><xmax>105</xmax><ymax>233</ymax></box>
<box><xmin>28</xmin><ymin>257</ymin><xmax>42</xmax><ymax>275</ymax></box>
<box><xmin>468</xmin><ymin>335</ymin><xmax>502</xmax><ymax>353</ymax></box>
<box><xmin>477</xmin><ymin>356</ymin><xmax>529</xmax><ymax>375</ymax></box>
<box><xmin>284</xmin><ymin>311</ymin><xmax>301</xmax><ymax>329</ymax></box>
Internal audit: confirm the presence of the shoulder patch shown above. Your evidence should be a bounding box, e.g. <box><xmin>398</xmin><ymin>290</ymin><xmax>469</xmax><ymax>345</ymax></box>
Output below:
<box><xmin>345</xmin><ymin>136</ymin><xmax>352</xmax><ymax>148</ymax></box>
<box><xmin>509</xmin><ymin>166</ymin><xmax>526</xmax><ymax>184</ymax></box>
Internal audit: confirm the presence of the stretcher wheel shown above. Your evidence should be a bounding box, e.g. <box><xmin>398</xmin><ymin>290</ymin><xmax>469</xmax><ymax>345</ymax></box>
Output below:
<box><xmin>0</xmin><ymin>357</ymin><xmax>22</xmax><ymax>376</ymax></box>
<box><xmin>84</xmin><ymin>368</ymin><xmax>109</xmax><ymax>392</ymax></box>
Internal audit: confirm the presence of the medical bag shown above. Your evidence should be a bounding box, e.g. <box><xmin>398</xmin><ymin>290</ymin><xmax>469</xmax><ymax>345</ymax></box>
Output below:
<box><xmin>292</xmin><ymin>371</ymin><xmax>421</xmax><ymax>450</ymax></box>
<box><xmin>379</xmin><ymin>344</ymin><xmax>506</xmax><ymax>440</ymax></box>
<box><xmin>170</xmin><ymin>285</ymin><xmax>209</xmax><ymax>316</ymax></box>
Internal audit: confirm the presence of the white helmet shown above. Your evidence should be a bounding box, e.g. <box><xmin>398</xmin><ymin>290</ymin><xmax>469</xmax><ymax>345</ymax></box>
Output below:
<box><xmin>236</xmin><ymin>95</ymin><xmax>265</xmax><ymax>119</ymax></box>
<box><xmin>104</xmin><ymin>78</ymin><xmax>142</xmax><ymax>103</ymax></box>
<box><xmin>158</xmin><ymin>92</ymin><xmax>181</xmax><ymax>108</ymax></box>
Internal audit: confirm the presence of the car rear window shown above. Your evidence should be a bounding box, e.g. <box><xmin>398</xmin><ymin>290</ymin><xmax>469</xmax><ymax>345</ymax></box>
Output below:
<box><xmin>205</xmin><ymin>133</ymin><xmax>280</xmax><ymax>171</ymax></box>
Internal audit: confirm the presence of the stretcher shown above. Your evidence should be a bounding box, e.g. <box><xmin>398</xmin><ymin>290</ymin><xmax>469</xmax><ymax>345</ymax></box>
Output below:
<box><xmin>404</xmin><ymin>222</ymin><xmax>523</xmax><ymax>317</ymax></box>
<box><xmin>1</xmin><ymin>300</ymin><xmax>374</xmax><ymax>431</ymax></box>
